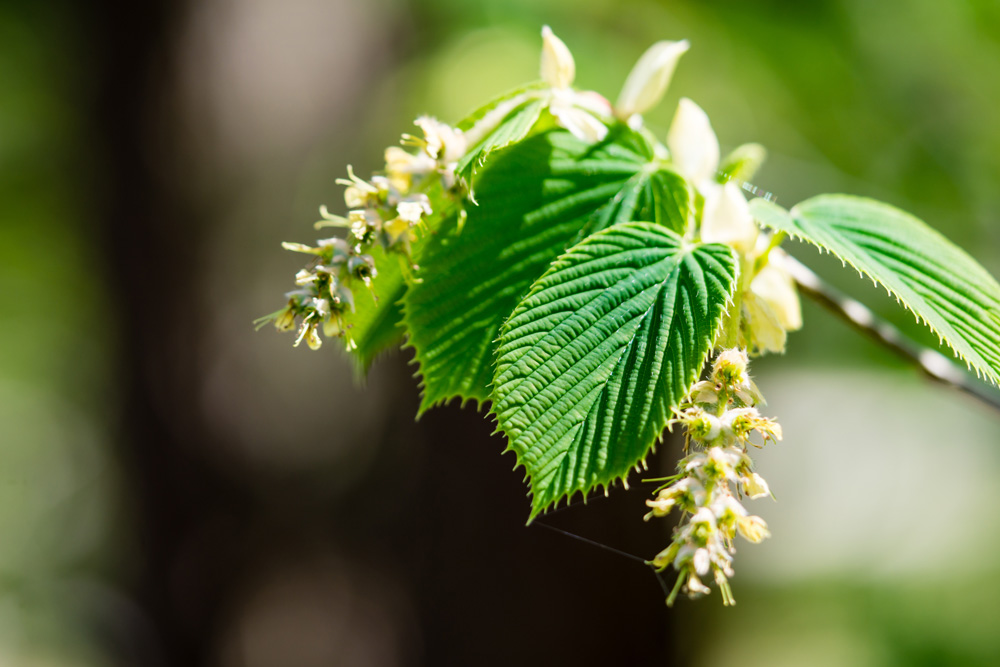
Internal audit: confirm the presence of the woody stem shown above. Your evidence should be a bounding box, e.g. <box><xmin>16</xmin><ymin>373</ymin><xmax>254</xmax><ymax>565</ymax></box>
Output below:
<box><xmin>783</xmin><ymin>253</ymin><xmax>1000</xmax><ymax>415</ymax></box>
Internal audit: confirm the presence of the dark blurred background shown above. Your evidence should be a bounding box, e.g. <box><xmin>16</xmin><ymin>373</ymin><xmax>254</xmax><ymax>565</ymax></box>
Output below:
<box><xmin>4</xmin><ymin>0</ymin><xmax>1000</xmax><ymax>665</ymax></box>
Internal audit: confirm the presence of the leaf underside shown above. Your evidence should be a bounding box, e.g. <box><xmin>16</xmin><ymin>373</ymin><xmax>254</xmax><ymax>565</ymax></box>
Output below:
<box><xmin>492</xmin><ymin>223</ymin><xmax>738</xmax><ymax>519</ymax></box>
<box><xmin>751</xmin><ymin>195</ymin><xmax>1000</xmax><ymax>385</ymax></box>
<box><xmin>403</xmin><ymin>127</ymin><xmax>693</xmax><ymax>413</ymax></box>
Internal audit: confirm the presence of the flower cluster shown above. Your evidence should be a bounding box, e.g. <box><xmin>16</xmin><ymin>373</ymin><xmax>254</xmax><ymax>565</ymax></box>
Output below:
<box><xmin>646</xmin><ymin>349</ymin><xmax>780</xmax><ymax>606</ymax></box>
<box><xmin>259</xmin><ymin>117</ymin><xmax>463</xmax><ymax>350</ymax></box>
<box><xmin>664</xmin><ymin>97</ymin><xmax>803</xmax><ymax>354</ymax></box>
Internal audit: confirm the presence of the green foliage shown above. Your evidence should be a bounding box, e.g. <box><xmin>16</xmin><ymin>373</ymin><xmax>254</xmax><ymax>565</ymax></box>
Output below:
<box><xmin>268</xmin><ymin>25</ymin><xmax>1000</xmax><ymax>538</ymax></box>
<box><xmin>492</xmin><ymin>223</ymin><xmax>737</xmax><ymax>518</ymax></box>
<box><xmin>403</xmin><ymin>126</ymin><xmax>693</xmax><ymax>413</ymax></box>
<box><xmin>751</xmin><ymin>195</ymin><xmax>1000</xmax><ymax>385</ymax></box>
<box><xmin>342</xmin><ymin>243</ymin><xmax>408</xmax><ymax>370</ymax></box>
<box><xmin>456</xmin><ymin>93</ymin><xmax>546</xmax><ymax>192</ymax></box>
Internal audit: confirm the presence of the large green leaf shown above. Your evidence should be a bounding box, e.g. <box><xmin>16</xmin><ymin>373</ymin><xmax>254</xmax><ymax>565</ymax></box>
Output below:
<box><xmin>492</xmin><ymin>223</ymin><xmax>738</xmax><ymax>519</ymax></box>
<box><xmin>403</xmin><ymin>127</ymin><xmax>694</xmax><ymax>413</ymax></box>
<box><xmin>750</xmin><ymin>195</ymin><xmax>1000</xmax><ymax>384</ymax></box>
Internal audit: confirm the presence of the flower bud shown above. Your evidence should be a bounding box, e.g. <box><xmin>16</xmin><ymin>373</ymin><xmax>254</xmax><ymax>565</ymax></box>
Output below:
<box><xmin>274</xmin><ymin>307</ymin><xmax>297</xmax><ymax>332</ymax></box>
<box><xmin>645</xmin><ymin>495</ymin><xmax>677</xmax><ymax>518</ymax></box>
<box><xmin>685</xmin><ymin>572</ymin><xmax>712</xmax><ymax>596</ymax></box>
<box><xmin>651</xmin><ymin>542</ymin><xmax>679</xmax><ymax>569</ymax></box>
<box><xmin>615</xmin><ymin>40</ymin><xmax>689</xmax><ymax>119</ymax></box>
<box><xmin>666</xmin><ymin>98</ymin><xmax>720</xmax><ymax>186</ymax></box>
<box><xmin>712</xmin><ymin>348</ymin><xmax>750</xmax><ymax>389</ymax></box>
<box><xmin>305</xmin><ymin>324</ymin><xmax>323</xmax><ymax>350</ymax></box>
<box><xmin>540</xmin><ymin>26</ymin><xmax>575</xmax><ymax>89</ymax></box>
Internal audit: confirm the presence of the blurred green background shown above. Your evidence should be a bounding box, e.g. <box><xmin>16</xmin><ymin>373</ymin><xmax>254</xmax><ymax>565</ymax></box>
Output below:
<box><xmin>3</xmin><ymin>0</ymin><xmax>1000</xmax><ymax>664</ymax></box>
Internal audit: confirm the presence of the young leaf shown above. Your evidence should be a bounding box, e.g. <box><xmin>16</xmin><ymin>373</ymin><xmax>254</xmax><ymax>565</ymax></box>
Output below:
<box><xmin>403</xmin><ymin>128</ymin><xmax>693</xmax><ymax>413</ymax></box>
<box><xmin>456</xmin><ymin>97</ymin><xmax>546</xmax><ymax>191</ymax></box>
<box><xmin>492</xmin><ymin>223</ymin><xmax>738</xmax><ymax>519</ymax></box>
<box><xmin>750</xmin><ymin>195</ymin><xmax>1000</xmax><ymax>384</ymax></box>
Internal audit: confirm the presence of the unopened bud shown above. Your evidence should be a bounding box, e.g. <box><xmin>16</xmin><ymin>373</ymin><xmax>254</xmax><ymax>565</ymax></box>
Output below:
<box><xmin>540</xmin><ymin>26</ymin><xmax>575</xmax><ymax>89</ymax></box>
<box><xmin>615</xmin><ymin>40</ymin><xmax>689</xmax><ymax>119</ymax></box>
<box><xmin>274</xmin><ymin>307</ymin><xmax>297</xmax><ymax>332</ymax></box>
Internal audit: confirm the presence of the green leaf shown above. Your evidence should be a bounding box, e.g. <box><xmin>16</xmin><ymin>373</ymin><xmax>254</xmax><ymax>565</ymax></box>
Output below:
<box><xmin>341</xmin><ymin>243</ymin><xmax>407</xmax><ymax>371</ymax></box>
<box><xmin>750</xmin><ymin>195</ymin><xmax>1000</xmax><ymax>385</ymax></box>
<box><xmin>492</xmin><ymin>223</ymin><xmax>737</xmax><ymax>519</ymax></box>
<box><xmin>455</xmin><ymin>97</ymin><xmax>546</xmax><ymax>192</ymax></box>
<box><xmin>455</xmin><ymin>82</ymin><xmax>546</xmax><ymax>132</ymax></box>
<box><xmin>403</xmin><ymin>127</ymin><xmax>694</xmax><ymax>413</ymax></box>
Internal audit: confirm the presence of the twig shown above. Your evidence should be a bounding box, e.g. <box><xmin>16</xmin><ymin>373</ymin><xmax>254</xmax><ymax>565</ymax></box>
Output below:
<box><xmin>783</xmin><ymin>254</ymin><xmax>1000</xmax><ymax>415</ymax></box>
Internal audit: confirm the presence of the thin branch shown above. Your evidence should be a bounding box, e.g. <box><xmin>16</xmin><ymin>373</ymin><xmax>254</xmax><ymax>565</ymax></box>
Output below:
<box><xmin>783</xmin><ymin>254</ymin><xmax>1000</xmax><ymax>415</ymax></box>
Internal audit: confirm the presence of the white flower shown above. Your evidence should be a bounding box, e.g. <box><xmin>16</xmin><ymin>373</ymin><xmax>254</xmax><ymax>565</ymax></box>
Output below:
<box><xmin>337</xmin><ymin>165</ymin><xmax>381</xmax><ymax>209</ymax></box>
<box><xmin>701</xmin><ymin>182</ymin><xmax>759</xmax><ymax>255</ymax></box>
<box><xmin>396</xmin><ymin>199</ymin><xmax>430</xmax><ymax>224</ymax></box>
<box><xmin>704</xmin><ymin>446</ymin><xmax>744</xmax><ymax>481</ymax></box>
<box><xmin>384</xmin><ymin>146</ymin><xmax>435</xmax><ymax>192</ymax></box>
<box><xmin>712</xmin><ymin>348</ymin><xmax>751</xmax><ymax>390</ymax></box>
<box><xmin>720</xmin><ymin>406</ymin><xmax>760</xmax><ymax>435</ymax></box>
<box><xmin>692</xmin><ymin>548</ymin><xmax>711</xmax><ymax>575</ymax></box>
<box><xmin>615</xmin><ymin>39</ymin><xmax>689</xmax><ymax>120</ymax></box>
<box><xmin>711</xmin><ymin>490</ymin><xmax>748</xmax><ymax>518</ymax></box>
<box><xmin>689</xmin><ymin>507</ymin><xmax>717</xmax><ymax>530</ymax></box>
<box><xmin>540</xmin><ymin>25</ymin><xmax>575</xmax><ymax>89</ymax></box>
<box><xmin>737</xmin><ymin>515</ymin><xmax>770</xmax><ymax>543</ymax></box>
<box><xmin>742</xmin><ymin>472</ymin><xmax>770</xmax><ymax>499</ymax></box>
<box><xmin>413</xmin><ymin>116</ymin><xmax>466</xmax><ymax>164</ymax></box>
<box><xmin>666</xmin><ymin>97</ymin><xmax>719</xmax><ymax>188</ymax></box>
